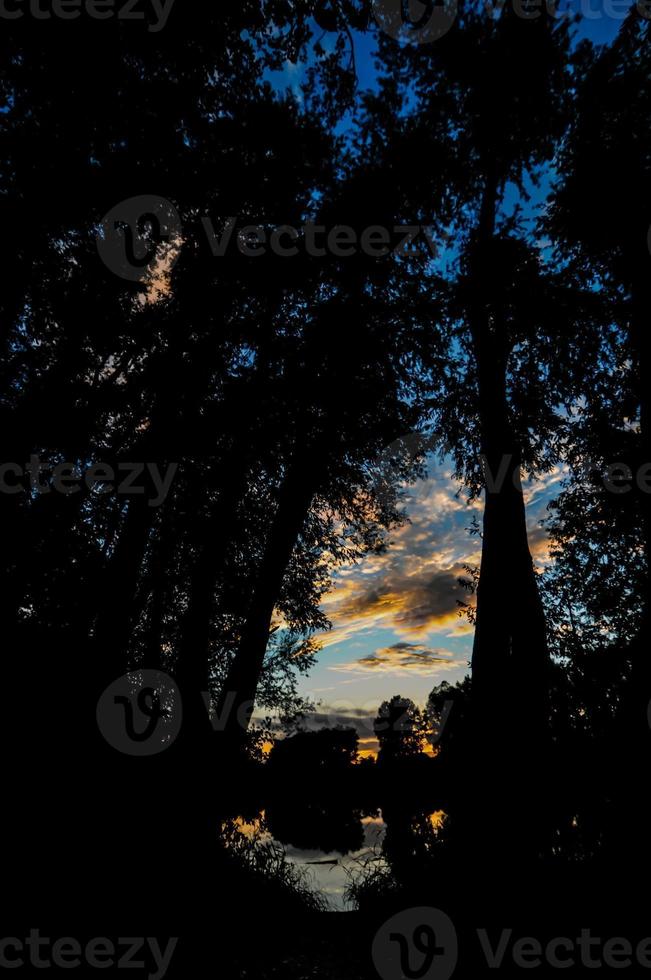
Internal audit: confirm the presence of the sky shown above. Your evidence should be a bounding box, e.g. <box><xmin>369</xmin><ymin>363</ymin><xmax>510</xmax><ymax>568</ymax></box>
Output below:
<box><xmin>266</xmin><ymin>0</ymin><xmax>630</xmax><ymax>100</ymax></box>
<box><xmin>265</xmin><ymin>1</ymin><xmax>632</xmax><ymax>754</ymax></box>
<box><xmin>295</xmin><ymin>456</ymin><xmax>564</xmax><ymax>756</ymax></box>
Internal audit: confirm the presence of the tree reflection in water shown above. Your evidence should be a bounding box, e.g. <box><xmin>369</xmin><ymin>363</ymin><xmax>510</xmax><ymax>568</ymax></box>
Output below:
<box><xmin>224</xmin><ymin>804</ymin><xmax>448</xmax><ymax>910</ymax></box>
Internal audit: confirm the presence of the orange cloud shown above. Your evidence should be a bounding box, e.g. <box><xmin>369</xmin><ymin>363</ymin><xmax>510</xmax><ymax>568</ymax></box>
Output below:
<box><xmin>320</xmin><ymin>563</ymin><xmax>470</xmax><ymax>647</ymax></box>
<box><xmin>315</xmin><ymin>455</ymin><xmax>553</xmax><ymax>658</ymax></box>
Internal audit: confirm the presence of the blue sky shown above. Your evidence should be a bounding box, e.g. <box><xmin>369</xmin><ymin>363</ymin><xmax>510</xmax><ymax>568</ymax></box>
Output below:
<box><xmin>266</xmin><ymin>0</ymin><xmax>632</xmax><ymax>99</ymax></box>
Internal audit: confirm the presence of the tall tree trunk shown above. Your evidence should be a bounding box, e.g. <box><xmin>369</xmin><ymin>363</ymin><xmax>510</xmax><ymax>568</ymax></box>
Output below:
<box><xmin>172</xmin><ymin>439</ymin><xmax>259</xmax><ymax>741</ymax></box>
<box><xmin>465</xmin><ymin>169</ymin><xmax>550</xmax><ymax>864</ymax></box>
<box><xmin>214</xmin><ymin>451</ymin><xmax>321</xmax><ymax>755</ymax></box>
<box><xmin>92</xmin><ymin>493</ymin><xmax>154</xmax><ymax>684</ymax></box>
<box><xmin>173</xmin><ymin>349</ymin><xmax>276</xmax><ymax>731</ymax></box>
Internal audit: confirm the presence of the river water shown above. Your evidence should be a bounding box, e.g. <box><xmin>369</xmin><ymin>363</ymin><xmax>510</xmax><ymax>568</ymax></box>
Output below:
<box><xmin>229</xmin><ymin>809</ymin><xmax>445</xmax><ymax>910</ymax></box>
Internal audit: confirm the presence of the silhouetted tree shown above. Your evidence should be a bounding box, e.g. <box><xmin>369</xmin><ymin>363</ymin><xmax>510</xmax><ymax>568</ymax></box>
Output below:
<box><xmin>374</xmin><ymin>696</ymin><xmax>427</xmax><ymax>765</ymax></box>
<box><xmin>546</xmin><ymin>11</ymin><xmax>651</xmax><ymax>864</ymax></box>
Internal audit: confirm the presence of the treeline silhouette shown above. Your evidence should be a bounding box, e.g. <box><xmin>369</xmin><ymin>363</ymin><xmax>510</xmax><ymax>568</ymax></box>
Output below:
<box><xmin>2</xmin><ymin>2</ymin><xmax>650</xmax><ymax>975</ymax></box>
<box><xmin>238</xmin><ymin>679</ymin><xmax>460</xmax><ymax>828</ymax></box>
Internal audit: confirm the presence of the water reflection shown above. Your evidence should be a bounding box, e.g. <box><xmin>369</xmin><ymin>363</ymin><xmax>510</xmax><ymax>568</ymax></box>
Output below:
<box><xmin>266</xmin><ymin>799</ymin><xmax>366</xmax><ymax>854</ymax></box>
<box><xmin>225</xmin><ymin>807</ymin><xmax>447</xmax><ymax>910</ymax></box>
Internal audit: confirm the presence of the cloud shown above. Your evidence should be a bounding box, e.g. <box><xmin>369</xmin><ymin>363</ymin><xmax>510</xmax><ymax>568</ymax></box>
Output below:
<box><xmin>297</xmin><ymin>706</ymin><xmax>379</xmax><ymax>738</ymax></box>
<box><xmin>313</xmin><ymin>461</ymin><xmax>485</xmax><ymax>651</ymax></box>
<box><xmin>331</xmin><ymin>642</ymin><xmax>459</xmax><ymax>676</ymax></box>
<box><xmin>317</xmin><ymin>455</ymin><xmax>555</xmax><ymax>654</ymax></box>
<box><xmin>528</xmin><ymin>523</ymin><xmax>552</xmax><ymax>567</ymax></box>
<box><xmin>321</xmin><ymin>561</ymin><xmax>471</xmax><ymax>646</ymax></box>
